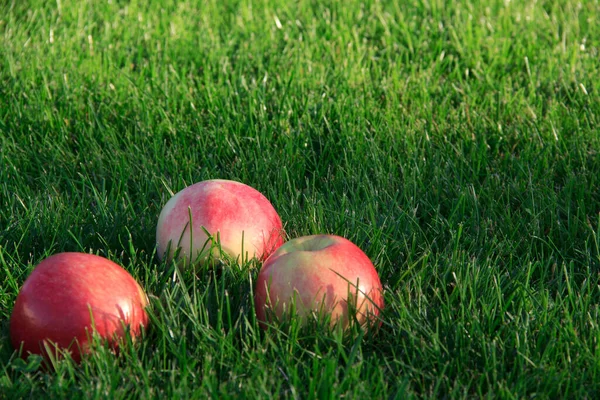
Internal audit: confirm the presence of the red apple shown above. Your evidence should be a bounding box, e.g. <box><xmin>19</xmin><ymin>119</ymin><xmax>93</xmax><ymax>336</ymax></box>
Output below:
<box><xmin>10</xmin><ymin>252</ymin><xmax>149</xmax><ymax>363</ymax></box>
<box><xmin>254</xmin><ymin>235</ymin><xmax>384</xmax><ymax>329</ymax></box>
<box><xmin>156</xmin><ymin>179</ymin><xmax>284</xmax><ymax>266</ymax></box>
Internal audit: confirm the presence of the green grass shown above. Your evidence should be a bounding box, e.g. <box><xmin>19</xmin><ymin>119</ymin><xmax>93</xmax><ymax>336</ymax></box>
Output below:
<box><xmin>1</xmin><ymin>0</ymin><xmax>599</xmax><ymax>397</ymax></box>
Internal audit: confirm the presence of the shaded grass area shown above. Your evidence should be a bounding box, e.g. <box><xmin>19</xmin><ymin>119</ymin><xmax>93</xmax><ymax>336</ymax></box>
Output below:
<box><xmin>1</xmin><ymin>0</ymin><xmax>599</xmax><ymax>397</ymax></box>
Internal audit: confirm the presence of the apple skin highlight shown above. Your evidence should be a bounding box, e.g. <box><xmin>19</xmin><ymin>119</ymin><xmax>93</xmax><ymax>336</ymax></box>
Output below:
<box><xmin>10</xmin><ymin>252</ymin><xmax>149</xmax><ymax>363</ymax></box>
<box><xmin>254</xmin><ymin>235</ymin><xmax>384</xmax><ymax>329</ymax></box>
<box><xmin>156</xmin><ymin>179</ymin><xmax>285</xmax><ymax>266</ymax></box>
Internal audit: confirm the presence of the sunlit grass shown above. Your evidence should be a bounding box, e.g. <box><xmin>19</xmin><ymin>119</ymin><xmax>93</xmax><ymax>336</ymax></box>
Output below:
<box><xmin>1</xmin><ymin>0</ymin><xmax>599</xmax><ymax>397</ymax></box>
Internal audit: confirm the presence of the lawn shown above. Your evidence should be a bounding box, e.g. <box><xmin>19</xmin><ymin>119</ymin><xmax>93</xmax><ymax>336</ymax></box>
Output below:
<box><xmin>1</xmin><ymin>0</ymin><xmax>599</xmax><ymax>398</ymax></box>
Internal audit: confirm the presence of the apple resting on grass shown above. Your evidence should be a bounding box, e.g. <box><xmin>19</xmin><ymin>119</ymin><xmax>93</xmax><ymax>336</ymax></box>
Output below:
<box><xmin>254</xmin><ymin>235</ymin><xmax>384</xmax><ymax>329</ymax></box>
<box><xmin>10</xmin><ymin>252</ymin><xmax>149</xmax><ymax>364</ymax></box>
<box><xmin>156</xmin><ymin>179</ymin><xmax>284</xmax><ymax>266</ymax></box>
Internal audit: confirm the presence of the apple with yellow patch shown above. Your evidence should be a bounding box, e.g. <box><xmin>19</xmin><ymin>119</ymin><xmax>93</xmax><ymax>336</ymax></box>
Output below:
<box><xmin>156</xmin><ymin>179</ymin><xmax>284</xmax><ymax>266</ymax></box>
<box><xmin>10</xmin><ymin>252</ymin><xmax>149</xmax><ymax>363</ymax></box>
<box><xmin>254</xmin><ymin>235</ymin><xmax>384</xmax><ymax>329</ymax></box>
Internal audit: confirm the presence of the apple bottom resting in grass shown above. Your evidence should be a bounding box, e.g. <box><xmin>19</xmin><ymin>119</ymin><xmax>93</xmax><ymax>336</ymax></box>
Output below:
<box><xmin>254</xmin><ymin>235</ymin><xmax>384</xmax><ymax>330</ymax></box>
<box><xmin>10</xmin><ymin>252</ymin><xmax>149</xmax><ymax>364</ymax></box>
